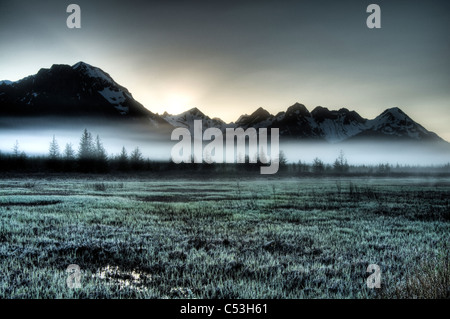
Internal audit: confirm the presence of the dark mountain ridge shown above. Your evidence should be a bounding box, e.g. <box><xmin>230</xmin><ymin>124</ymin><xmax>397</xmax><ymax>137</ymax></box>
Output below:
<box><xmin>1</xmin><ymin>62</ymin><xmax>447</xmax><ymax>144</ymax></box>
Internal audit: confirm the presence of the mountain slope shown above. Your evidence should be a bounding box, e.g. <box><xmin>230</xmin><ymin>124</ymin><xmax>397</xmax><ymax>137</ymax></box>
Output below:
<box><xmin>161</xmin><ymin>107</ymin><xmax>228</xmax><ymax>132</ymax></box>
<box><xmin>0</xmin><ymin>62</ymin><xmax>168</xmax><ymax>128</ymax></box>
<box><xmin>351</xmin><ymin>107</ymin><xmax>443</xmax><ymax>141</ymax></box>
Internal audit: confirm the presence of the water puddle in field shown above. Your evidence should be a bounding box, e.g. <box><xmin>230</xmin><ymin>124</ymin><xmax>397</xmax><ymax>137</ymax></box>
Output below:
<box><xmin>92</xmin><ymin>265</ymin><xmax>195</xmax><ymax>297</ymax></box>
<box><xmin>92</xmin><ymin>265</ymin><xmax>152</xmax><ymax>291</ymax></box>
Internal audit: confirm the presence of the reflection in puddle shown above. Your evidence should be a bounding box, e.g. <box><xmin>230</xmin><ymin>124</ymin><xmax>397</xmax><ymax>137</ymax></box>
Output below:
<box><xmin>92</xmin><ymin>265</ymin><xmax>151</xmax><ymax>291</ymax></box>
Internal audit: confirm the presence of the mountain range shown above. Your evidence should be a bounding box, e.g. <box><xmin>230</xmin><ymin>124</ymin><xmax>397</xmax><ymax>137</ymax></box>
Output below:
<box><xmin>0</xmin><ymin>62</ymin><xmax>446</xmax><ymax>144</ymax></box>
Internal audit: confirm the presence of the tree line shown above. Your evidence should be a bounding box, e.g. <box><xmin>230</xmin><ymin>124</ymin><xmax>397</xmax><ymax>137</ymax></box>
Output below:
<box><xmin>48</xmin><ymin>129</ymin><xmax>147</xmax><ymax>172</ymax></box>
<box><xmin>0</xmin><ymin>129</ymin><xmax>150</xmax><ymax>173</ymax></box>
<box><xmin>1</xmin><ymin>129</ymin><xmax>449</xmax><ymax>176</ymax></box>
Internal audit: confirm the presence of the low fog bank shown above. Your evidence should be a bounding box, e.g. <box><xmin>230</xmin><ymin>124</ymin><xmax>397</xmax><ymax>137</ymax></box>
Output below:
<box><xmin>0</xmin><ymin>125</ymin><xmax>173</xmax><ymax>161</ymax></box>
<box><xmin>281</xmin><ymin>141</ymin><xmax>450</xmax><ymax>166</ymax></box>
<box><xmin>1</xmin><ymin>120</ymin><xmax>449</xmax><ymax>166</ymax></box>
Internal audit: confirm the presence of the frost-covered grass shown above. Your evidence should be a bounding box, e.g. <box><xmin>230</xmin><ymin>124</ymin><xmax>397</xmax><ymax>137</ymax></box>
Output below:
<box><xmin>0</xmin><ymin>176</ymin><xmax>448</xmax><ymax>298</ymax></box>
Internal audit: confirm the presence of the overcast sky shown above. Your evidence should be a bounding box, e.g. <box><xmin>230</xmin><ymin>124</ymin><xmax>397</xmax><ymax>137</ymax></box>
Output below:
<box><xmin>1</xmin><ymin>0</ymin><xmax>449</xmax><ymax>140</ymax></box>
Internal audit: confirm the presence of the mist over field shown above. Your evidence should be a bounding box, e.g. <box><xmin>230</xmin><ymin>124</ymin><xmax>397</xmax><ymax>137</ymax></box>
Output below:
<box><xmin>280</xmin><ymin>141</ymin><xmax>450</xmax><ymax>166</ymax></box>
<box><xmin>1</xmin><ymin>124</ymin><xmax>449</xmax><ymax>166</ymax></box>
<box><xmin>0</xmin><ymin>119</ymin><xmax>173</xmax><ymax>160</ymax></box>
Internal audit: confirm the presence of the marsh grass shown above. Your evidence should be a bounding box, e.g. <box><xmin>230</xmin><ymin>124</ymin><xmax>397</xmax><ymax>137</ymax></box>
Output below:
<box><xmin>0</xmin><ymin>176</ymin><xmax>448</xmax><ymax>298</ymax></box>
<box><xmin>381</xmin><ymin>247</ymin><xmax>450</xmax><ymax>299</ymax></box>
<box><xmin>23</xmin><ymin>182</ymin><xmax>37</xmax><ymax>189</ymax></box>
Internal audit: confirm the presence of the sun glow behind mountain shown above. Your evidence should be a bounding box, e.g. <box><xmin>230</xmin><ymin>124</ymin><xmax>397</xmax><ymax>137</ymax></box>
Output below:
<box><xmin>162</xmin><ymin>92</ymin><xmax>194</xmax><ymax>116</ymax></box>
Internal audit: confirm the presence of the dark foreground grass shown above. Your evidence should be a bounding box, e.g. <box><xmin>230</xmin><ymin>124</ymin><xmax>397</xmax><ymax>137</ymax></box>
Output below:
<box><xmin>0</xmin><ymin>176</ymin><xmax>449</xmax><ymax>298</ymax></box>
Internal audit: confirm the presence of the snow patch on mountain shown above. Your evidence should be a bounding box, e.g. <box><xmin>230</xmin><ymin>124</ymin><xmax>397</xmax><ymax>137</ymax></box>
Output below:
<box><xmin>72</xmin><ymin>62</ymin><xmax>118</xmax><ymax>88</ymax></box>
<box><xmin>72</xmin><ymin>62</ymin><xmax>136</xmax><ymax>116</ymax></box>
<box><xmin>98</xmin><ymin>88</ymin><xmax>129</xmax><ymax>115</ymax></box>
<box><xmin>316</xmin><ymin>118</ymin><xmax>367</xmax><ymax>143</ymax></box>
<box><xmin>162</xmin><ymin>108</ymin><xmax>228</xmax><ymax>131</ymax></box>
<box><xmin>365</xmin><ymin>107</ymin><xmax>431</xmax><ymax>140</ymax></box>
<box><xmin>98</xmin><ymin>87</ymin><xmax>125</xmax><ymax>104</ymax></box>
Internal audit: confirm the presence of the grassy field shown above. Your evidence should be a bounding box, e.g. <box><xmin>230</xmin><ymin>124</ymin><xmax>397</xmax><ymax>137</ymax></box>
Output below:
<box><xmin>0</xmin><ymin>175</ymin><xmax>449</xmax><ymax>298</ymax></box>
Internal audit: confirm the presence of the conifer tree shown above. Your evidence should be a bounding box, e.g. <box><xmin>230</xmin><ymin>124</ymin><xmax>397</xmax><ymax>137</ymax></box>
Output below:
<box><xmin>49</xmin><ymin>135</ymin><xmax>60</xmax><ymax>159</ymax></box>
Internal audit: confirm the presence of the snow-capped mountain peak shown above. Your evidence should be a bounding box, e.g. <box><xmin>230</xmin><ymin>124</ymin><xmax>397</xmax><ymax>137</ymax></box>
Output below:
<box><xmin>72</xmin><ymin>61</ymin><xmax>92</xmax><ymax>69</ymax></box>
<box><xmin>69</xmin><ymin>62</ymin><xmax>135</xmax><ymax>115</ymax></box>
<box><xmin>285</xmin><ymin>103</ymin><xmax>311</xmax><ymax>117</ymax></box>
<box><xmin>235</xmin><ymin>107</ymin><xmax>273</xmax><ymax>128</ymax></box>
<box><xmin>72</xmin><ymin>61</ymin><xmax>116</xmax><ymax>85</ymax></box>
<box><xmin>162</xmin><ymin>107</ymin><xmax>227</xmax><ymax>131</ymax></box>
<box><xmin>0</xmin><ymin>62</ymin><xmax>162</xmax><ymax>122</ymax></box>
<box><xmin>183</xmin><ymin>107</ymin><xmax>205</xmax><ymax>117</ymax></box>
<box><xmin>359</xmin><ymin>107</ymin><xmax>440</xmax><ymax>141</ymax></box>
